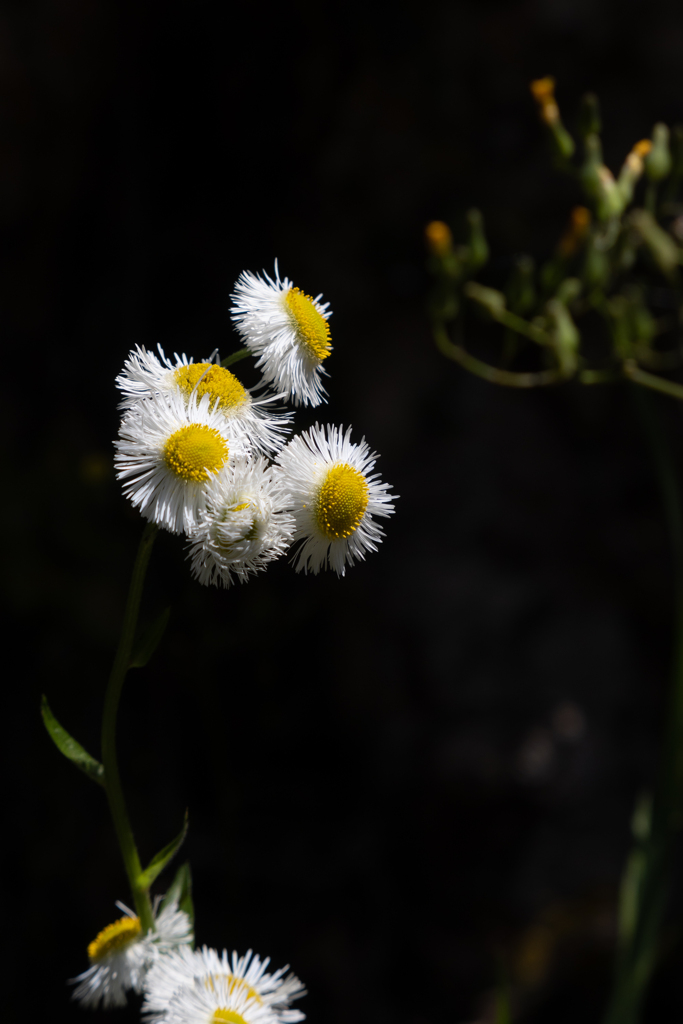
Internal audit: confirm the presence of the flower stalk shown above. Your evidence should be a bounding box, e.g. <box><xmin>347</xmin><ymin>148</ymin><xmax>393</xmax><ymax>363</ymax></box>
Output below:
<box><xmin>101</xmin><ymin>521</ymin><xmax>158</xmax><ymax>933</ymax></box>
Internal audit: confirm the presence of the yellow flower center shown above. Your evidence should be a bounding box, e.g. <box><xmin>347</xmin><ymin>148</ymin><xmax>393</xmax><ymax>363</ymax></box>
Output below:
<box><xmin>206</xmin><ymin>973</ymin><xmax>263</xmax><ymax>1024</ymax></box>
<box><xmin>284</xmin><ymin>287</ymin><xmax>332</xmax><ymax>362</ymax></box>
<box><xmin>87</xmin><ymin>915</ymin><xmax>141</xmax><ymax>963</ymax></box>
<box><xmin>212</xmin><ymin>1012</ymin><xmax>249</xmax><ymax>1024</ymax></box>
<box><xmin>174</xmin><ymin>363</ymin><xmax>249</xmax><ymax>412</ymax></box>
<box><xmin>163</xmin><ymin>424</ymin><xmax>229</xmax><ymax>482</ymax></box>
<box><xmin>205</xmin><ymin>975</ymin><xmax>262</xmax><ymax>1004</ymax></box>
<box><xmin>215</xmin><ymin>501</ymin><xmax>260</xmax><ymax>549</ymax></box>
<box><xmin>315</xmin><ymin>463</ymin><xmax>369</xmax><ymax>539</ymax></box>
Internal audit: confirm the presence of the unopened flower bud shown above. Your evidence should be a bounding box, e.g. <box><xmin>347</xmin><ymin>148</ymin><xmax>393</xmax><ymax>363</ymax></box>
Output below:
<box><xmin>618</xmin><ymin>139</ymin><xmax>651</xmax><ymax>207</ymax></box>
<box><xmin>555</xmin><ymin>277</ymin><xmax>582</xmax><ymax>304</ymax></box>
<box><xmin>530</xmin><ymin>77</ymin><xmax>557</xmax><ymax>123</ymax></box>
<box><xmin>530</xmin><ymin>77</ymin><xmax>575</xmax><ymax>160</ymax></box>
<box><xmin>425</xmin><ymin>220</ymin><xmax>453</xmax><ymax>258</ymax></box>
<box><xmin>644</xmin><ymin>123</ymin><xmax>672</xmax><ymax>182</ymax></box>
<box><xmin>558</xmin><ymin>206</ymin><xmax>591</xmax><ymax>257</ymax></box>
<box><xmin>596</xmin><ymin>165</ymin><xmax>624</xmax><ymax>220</ymax></box>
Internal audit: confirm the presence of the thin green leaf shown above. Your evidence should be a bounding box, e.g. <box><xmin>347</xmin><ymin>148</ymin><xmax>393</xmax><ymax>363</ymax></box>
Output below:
<box><xmin>129</xmin><ymin>607</ymin><xmax>171</xmax><ymax>669</ymax></box>
<box><xmin>160</xmin><ymin>861</ymin><xmax>195</xmax><ymax>936</ymax></box>
<box><xmin>221</xmin><ymin>347</ymin><xmax>249</xmax><ymax>368</ymax></box>
<box><xmin>139</xmin><ymin>810</ymin><xmax>188</xmax><ymax>890</ymax></box>
<box><xmin>40</xmin><ymin>695</ymin><xmax>105</xmax><ymax>787</ymax></box>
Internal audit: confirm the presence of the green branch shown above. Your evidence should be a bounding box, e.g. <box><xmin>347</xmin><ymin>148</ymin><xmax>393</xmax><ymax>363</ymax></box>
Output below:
<box><xmin>221</xmin><ymin>347</ymin><xmax>250</xmax><ymax>369</ymax></box>
<box><xmin>101</xmin><ymin>522</ymin><xmax>158</xmax><ymax>933</ymax></box>
<box><xmin>433</xmin><ymin>323</ymin><xmax>564</xmax><ymax>388</ymax></box>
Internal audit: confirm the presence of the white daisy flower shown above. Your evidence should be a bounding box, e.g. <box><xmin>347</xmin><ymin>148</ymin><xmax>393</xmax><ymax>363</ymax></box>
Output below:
<box><xmin>230</xmin><ymin>262</ymin><xmax>332</xmax><ymax>407</ymax></box>
<box><xmin>187</xmin><ymin>456</ymin><xmax>295</xmax><ymax>588</ymax></box>
<box><xmin>274</xmin><ymin>424</ymin><xmax>396</xmax><ymax>576</ymax></box>
<box><xmin>116</xmin><ymin>345</ymin><xmax>291</xmax><ymax>456</ymax></box>
<box><xmin>71</xmin><ymin>898</ymin><xmax>193</xmax><ymax>1010</ymax></box>
<box><xmin>142</xmin><ymin>945</ymin><xmax>306</xmax><ymax>1024</ymax></box>
<box><xmin>115</xmin><ymin>390</ymin><xmax>245</xmax><ymax>535</ymax></box>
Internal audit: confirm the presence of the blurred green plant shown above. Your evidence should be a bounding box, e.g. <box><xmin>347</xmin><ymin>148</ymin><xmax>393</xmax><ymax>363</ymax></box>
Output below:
<box><xmin>427</xmin><ymin>79</ymin><xmax>683</xmax><ymax>1024</ymax></box>
<box><xmin>427</xmin><ymin>77</ymin><xmax>683</xmax><ymax>401</ymax></box>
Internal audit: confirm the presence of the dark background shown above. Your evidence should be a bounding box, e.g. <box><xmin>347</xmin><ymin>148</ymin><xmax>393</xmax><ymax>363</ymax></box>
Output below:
<box><xmin>5</xmin><ymin>0</ymin><xmax>683</xmax><ymax>1021</ymax></box>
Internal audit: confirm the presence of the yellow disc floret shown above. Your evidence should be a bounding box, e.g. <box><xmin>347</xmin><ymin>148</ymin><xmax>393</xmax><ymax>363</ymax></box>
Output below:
<box><xmin>163</xmin><ymin>424</ymin><xmax>229</xmax><ymax>482</ymax></box>
<box><xmin>212</xmin><ymin>1011</ymin><xmax>249</xmax><ymax>1024</ymax></box>
<box><xmin>174</xmin><ymin>363</ymin><xmax>249</xmax><ymax>412</ymax></box>
<box><xmin>206</xmin><ymin>974</ymin><xmax>263</xmax><ymax>1005</ymax></box>
<box><xmin>315</xmin><ymin>463</ymin><xmax>369</xmax><ymax>540</ymax></box>
<box><xmin>284</xmin><ymin>287</ymin><xmax>332</xmax><ymax>362</ymax></box>
<box><xmin>87</xmin><ymin>915</ymin><xmax>142</xmax><ymax>963</ymax></box>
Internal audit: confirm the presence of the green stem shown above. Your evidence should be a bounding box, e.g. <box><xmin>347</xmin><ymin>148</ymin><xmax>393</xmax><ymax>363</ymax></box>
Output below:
<box><xmin>221</xmin><ymin>347</ymin><xmax>250</xmax><ymax>369</ymax></box>
<box><xmin>463</xmin><ymin>282</ymin><xmax>552</xmax><ymax>346</ymax></box>
<box><xmin>101</xmin><ymin>522</ymin><xmax>157</xmax><ymax>933</ymax></box>
<box><xmin>433</xmin><ymin>322</ymin><xmax>564</xmax><ymax>388</ymax></box>
<box><xmin>578</xmin><ymin>369</ymin><xmax>620</xmax><ymax>385</ymax></box>
<box><xmin>623</xmin><ymin>359</ymin><xmax>683</xmax><ymax>402</ymax></box>
<box><xmin>602</xmin><ymin>389</ymin><xmax>683</xmax><ymax>1024</ymax></box>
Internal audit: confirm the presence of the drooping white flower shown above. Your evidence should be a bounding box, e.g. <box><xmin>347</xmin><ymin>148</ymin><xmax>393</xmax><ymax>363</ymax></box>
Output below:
<box><xmin>230</xmin><ymin>263</ymin><xmax>332</xmax><ymax>408</ymax></box>
<box><xmin>274</xmin><ymin>424</ymin><xmax>396</xmax><ymax>576</ymax></box>
<box><xmin>142</xmin><ymin>945</ymin><xmax>306</xmax><ymax>1024</ymax></box>
<box><xmin>115</xmin><ymin>390</ymin><xmax>246</xmax><ymax>535</ymax></box>
<box><xmin>116</xmin><ymin>345</ymin><xmax>291</xmax><ymax>456</ymax></box>
<box><xmin>71</xmin><ymin>898</ymin><xmax>193</xmax><ymax>1010</ymax></box>
<box><xmin>187</xmin><ymin>456</ymin><xmax>295</xmax><ymax>588</ymax></box>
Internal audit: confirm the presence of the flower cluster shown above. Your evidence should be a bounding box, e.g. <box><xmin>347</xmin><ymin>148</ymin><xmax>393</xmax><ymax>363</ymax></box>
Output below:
<box><xmin>71</xmin><ymin>898</ymin><xmax>193</xmax><ymax>1010</ymax></box>
<box><xmin>66</xmin><ymin>265</ymin><xmax>395</xmax><ymax>1019</ymax></box>
<box><xmin>72</xmin><ymin>898</ymin><xmax>305</xmax><ymax>1024</ymax></box>
<box><xmin>114</xmin><ymin>264</ymin><xmax>396</xmax><ymax>580</ymax></box>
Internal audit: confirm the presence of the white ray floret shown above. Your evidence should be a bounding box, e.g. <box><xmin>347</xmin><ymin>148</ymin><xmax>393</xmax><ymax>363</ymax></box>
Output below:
<box><xmin>230</xmin><ymin>262</ymin><xmax>332</xmax><ymax>408</ymax></box>
<box><xmin>116</xmin><ymin>345</ymin><xmax>291</xmax><ymax>456</ymax></box>
<box><xmin>115</xmin><ymin>390</ymin><xmax>246</xmax><ymax>535</ymax></box>
<box><xmin>187</xmin><ymin>456</ymin><xmax>295</xmax><ymax>588</ymax></box>
<box><xmin>274</xmin><ymin>423</ymin><xmax>396</xmax><ymax>576</ymax></box>
<box><xmin>142</xmin><ymin>945</ymin><xmax>306</xmax><ymax>1024</ymax></box>
<box><xmin>71</xmin><ymin>898</ymin><xmax>193</xmax><ymax>1010</ymax></box>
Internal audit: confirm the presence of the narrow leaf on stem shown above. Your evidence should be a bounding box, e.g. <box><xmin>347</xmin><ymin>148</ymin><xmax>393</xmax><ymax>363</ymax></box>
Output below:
<box><xmin>138</xmin><ymin>810</ymin><xmax>189</xmax><ymax>890</ymax></box>
<box><xmin>160</xmin><ymin>860</ymin><xmax>195</xmax><ymax>935</ymax></box>
<box><xmin>41</xmin><ymin>695</ymin><xmax>105</xmax><ymax>787</ymax></box>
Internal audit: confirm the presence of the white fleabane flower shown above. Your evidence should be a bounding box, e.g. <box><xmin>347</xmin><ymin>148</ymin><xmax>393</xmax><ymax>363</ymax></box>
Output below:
<box><xmin>274</xmin><ymin>424</ymin><xmax>396</xmax><ymax>576</ymax></box>
<box><xmin>115</xmin><ymin>390</ymin><xmax>245</xmax><ymax>535</ymax></box>
<box><xmin>230</xmin><ymin>263</ymin><xmax>332</xmax><ymax>408</ymax></box>
<box><xmin>71</xmin><ymin>898</ymin><xmax>193</xmax><ymax>1010</ymax></box>
<box><xmin>187</xmin><ymin>456</ymin><xmax>295</xmax><ymax>588</ymax></box>
<box><xmin>142</xmin><ymin>946</ymin><xmax>306</xmax><ymax>1024</ymax></box>
<box><xmin>116</xmin><ymin>345</ymin><xmax>291</xmax><ymax>456</ymax></box>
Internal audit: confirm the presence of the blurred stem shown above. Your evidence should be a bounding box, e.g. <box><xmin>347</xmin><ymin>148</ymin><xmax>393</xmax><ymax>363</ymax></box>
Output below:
<box><xmin>221</xmin><ymin>347</ymin><xmax>250</xmax><ymax>368</ymax></box>
<box><xmin>622</xmin><ymin>360</ymin><xmax>683</xmax><ymax>402</ymax></box>
<box><xmin>101</xmin><ymin>522</ymin><xmax>158</xmax><ymax>933</ymax></box>
<box><xmin>433</xmin><ymin>322</ymin><xmax>563</xmax><ymax>388</ymax></box>
<box><xmin>602</xmin><ymin>389</ymin><xmax>683</xmax><ymax>1024</ymax></box>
